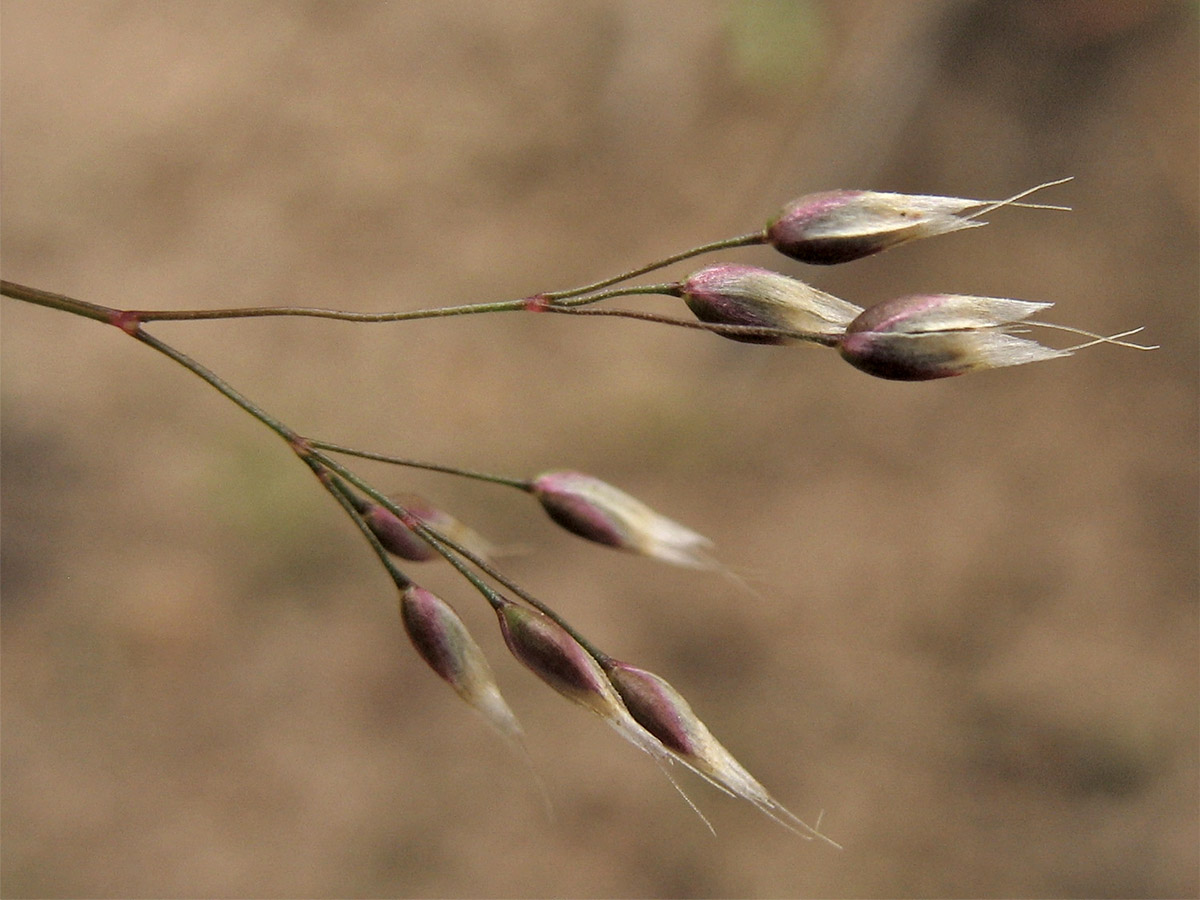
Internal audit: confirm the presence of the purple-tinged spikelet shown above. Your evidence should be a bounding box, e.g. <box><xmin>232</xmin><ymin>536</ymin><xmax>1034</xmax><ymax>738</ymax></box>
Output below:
<box><xmin>399</xmin><ymin>585</ymin><xmax>523</xmax><ymax>744</ymax></box>
<box><xmin>529</xmin><ymin>471</ymin><xmax>716</xmax><ymax>568</ymax></box>
<box><xmin>680</xmin><ymin>264</ymin><xmax>862</xmax><ymax>344</ymax></box>
<box><xmin>837</xmin><ymin>293</ymin><xmax>1068</xmax><ymax>380</ymax></box>
<box><xmin>605</xmin><ymin>661</ymin><xmax>707</xmax><ymax>757</ymax></box>
<box><xmin>363</xmin><ymin>493</ymin><xmax>496</xmax><ymax>562</ymax></box>
<box><xmin>495</xmin><ymin>601</ymin><xmax>668</xmax><ymax>758</ymax></box>
<box><xmin>767</xmin><ymin>189</ymin><xmax>984</xmax><ymax>264</ymax></box>
<box><xmin>767</xmin><ymin>178</ymin><xmax>1071</xmax><ymax>265</ymax></box>
<box><xmin>364</xmin><ymin>502</ymin><xmax>439</xmax><ymax>561</ymax></box>
<box><xmin>497</xmin><ymin>601</ymin><xmax>618</xmax><ymax>716</ymax></box>
<box><xmin>605</xmin><ymin>659</ymin><xmax>840</xmax><ymax>845</ymax></box>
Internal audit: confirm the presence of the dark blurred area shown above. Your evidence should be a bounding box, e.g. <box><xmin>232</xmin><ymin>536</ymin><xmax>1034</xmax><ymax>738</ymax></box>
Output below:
<box><xmin>2</xmin><ymin>2</ymin><xmax>1196</xmax><ymax>897</ymax></box>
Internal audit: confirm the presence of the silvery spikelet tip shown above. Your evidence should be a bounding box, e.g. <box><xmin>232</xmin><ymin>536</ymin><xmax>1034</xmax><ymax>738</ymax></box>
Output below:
<box><xmin>680</xmin><ymin>263</ymin><xmax>862</xmax><ymax>344</ymax></box>
<box><xmin>837</xmin><ymin>293</ymin><xmax>1072</xmax><ymax>381</ymax></box>
<box><xmin>530</xmin><ymin>471</ymin><xmax>718</xmax><ymax>569</ymax></box>
<box><xmin>605</xmin><ymin>659</ymin><xmax>840</xmax><ymax>846</ymax></box>
<box><xmin>496</xmin><ymin>603</ymin><xmax>836</xmax><ymax>840</ymax></box>
<box><xmin>767</xmin><ymin>179</ymin><xmax>1070</xmax><ymax>265</ymax></box>
<box><xmin>399</xmin><ymin>585</ymin><xmax>523</xmax><ymax>744</ymax></box>
<box><xmin>494</xmin><ymin>601</ymin><xmax>668</xmax><ymax>759</ymax></box>
<box><xmin>767</xmin><ymin>189</ymin><xmax>987</xmax><ymax>264</ymax></box>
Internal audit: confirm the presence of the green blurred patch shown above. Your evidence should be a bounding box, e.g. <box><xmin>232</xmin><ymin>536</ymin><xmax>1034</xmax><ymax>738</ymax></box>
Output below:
<box><xmin>725</xmin><ymin>0</ymin><xmax>828</xmax><ymax>88</ymax></box>
<box><xmin>203</xmin><ymin>438</ymin><xmax>352</xmax><ymax>598</ymax></box>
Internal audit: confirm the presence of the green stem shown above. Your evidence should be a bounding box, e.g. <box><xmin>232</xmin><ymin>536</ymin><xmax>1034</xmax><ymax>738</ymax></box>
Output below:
<box><xmin>4</xmin><ymin>229</ymin><xmax>758</xmax><ymax>327</ymax></box>
<box><xmin>2</xmin><ymin>280</ymin><xmax>121</xmax><ymax>325</ymax></box>
<box><xmin>120</xmin><ymin>321</ymin><xmax>419</xmax><ymax>591</ymax></box>
<box><xmin>132</xmin><ymin>329</ymin><xmax>300</xmax><ymax>444</ymax></box>
<box><xmin>127</xmin><ymin>296</ymin><xmax>533</xmax><ymax>324</ymax></box>
<box><xmin>544</xmin><ymin>304</ymin><xmax>841</xmax><ymax>346</ymax></box>
<box><xmin>546</xmin><ymin>281</ymin><xmax>680</xmax><ymax>308</ymax></box>
<box><xmin>308</xmin><ymin>440</ymin><xmax>533</xmax><ymax>491</ymax></box>
<box><xmin>1</xmin><ymin>281</ymin><xmax>299</xmax><ymax>443</ymax></box>
<box><xmin>543</xmin><ymin>232</ymin><xmax>766</xmax><ymax>301</ymax></box>
<box><xmin>310</xmin><ymin>451</ymin><xmax>510</xmax><ymax>610</ymax></box>
<box><xmin>119</xmin><ymin>281</ymin><xmax>680</xmax><ymax>324</ymax></box>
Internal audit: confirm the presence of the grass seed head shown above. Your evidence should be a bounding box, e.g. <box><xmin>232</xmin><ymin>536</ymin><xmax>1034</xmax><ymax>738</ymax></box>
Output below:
<box><xmin>766</xmin><ymin>179</ymin><xmax>1071</xmax><ymax>265</ymax></box>
<box><xmin>496</xmin><ymin>601</ymin><xmax>619</xmax><ymax>716</ymax></box>
<box><xmin>680</xmin><ymin>263</ymin><xmax>862</xmax><ymax>343</ymax></box>
<box><xmin>605</xmin><ymin>659</ymin><xmax>840</xmax><ymax>846</ymax></box>
<box><xmin>365</xmin><ymin>493</ymin><xmax>496</xmax><ymax>562</ymax></box>
<box><xmin>837</xmin><ymin>293</ymin><xmax>1069</xmax><ymax>380</ymax></box>
<box><xmin>530</xmin><ymin>471</ymin><xmax>716</xmax><ymax>568</ymax></box>
<box><xmin>399</xmin><ymin>585</ymin><xmax>523</xmax><ymax>743</ymax></box>
<box><xmin>365</xmin><ymin>502</ymin><xmax>440</xmax><ymax>561</ymax></box>
<box><xmin>767</xmin><ymin>189</ymin><xmax>986</xmax><ymax>264</ymax></box>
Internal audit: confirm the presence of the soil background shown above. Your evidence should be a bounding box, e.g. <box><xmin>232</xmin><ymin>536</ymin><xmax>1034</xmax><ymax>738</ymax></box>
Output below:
<box><xmin>2</xmin><ymin>2</ymin><xmax>1197</xmax><ymax>897</ymax></box>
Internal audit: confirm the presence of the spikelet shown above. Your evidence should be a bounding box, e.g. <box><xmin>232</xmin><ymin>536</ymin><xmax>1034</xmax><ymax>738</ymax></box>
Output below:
<box><xmin>494</xmin><ymin>600</ymin><xmax>670</xmax><ymax>761</ymax></box>
<box><xmin>399</xmin><ymin>584</ymin><xmax>523</xmax><ymax>746</ymax></box>
<box><xmin>529</xmin><ymin>471</ymin><xmax>718</xmax><ymax>569</ymax></box>
<box><xmin>680</xmin><ymin>263</ymin><xmax>862</xmax><ymax>344</ymax></box>
<box><xmin>362</xmin><ymin>493</ymin><xmax>497</xmax><ymax>562</ymax></box>
<box><xmin>767</xmin><ymin>178</ymin><xmax>1072</xmax><ymax>265</ymax></box>
<box><xmin>605</xmin><ymin>659</ymin><xmax>840</xmax><ymax>846</ymax></box>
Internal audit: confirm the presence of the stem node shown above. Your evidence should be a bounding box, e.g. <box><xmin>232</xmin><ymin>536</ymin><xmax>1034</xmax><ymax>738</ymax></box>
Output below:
<box><xmin>108</xmin><ymin>310</ymin><xmax>143</xmax><ymax>336</ymax></box>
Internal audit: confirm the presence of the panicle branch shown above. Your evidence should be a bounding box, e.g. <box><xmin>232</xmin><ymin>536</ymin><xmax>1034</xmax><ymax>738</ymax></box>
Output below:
<box><xmin>1</xmin><ymin>174</ymin><xmax>1153</xmax><ymax>844</ymax></box>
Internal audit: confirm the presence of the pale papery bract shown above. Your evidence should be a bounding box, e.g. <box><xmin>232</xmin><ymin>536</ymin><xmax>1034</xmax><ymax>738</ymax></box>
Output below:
<box><xmin>838</xmin><ymin>294</ymin><xmax>1070</xmax><ymax>380</ymax></box>
<box><xmin>766</xmin><ymin>178</ymin><xmax>1072</xmax><ymax>265</ymax></box>
<box><xmin>680</xmin><ymin>263</ymin><xmax>863</xmax><ymax>344</ymax></box>
<box><xmin>399</xmin><ymin>585</ymin><xmax>524</xmax><ymax>746</ymax></box>
<box><xmin>530</xmin><ymin>471</ymin><xmax>718</xmax><ymax>569</ymax></box>
<box><xmin>605</xmin><ymin>659</ymin><xmax>840</xmax><ymax>846</ymax></box>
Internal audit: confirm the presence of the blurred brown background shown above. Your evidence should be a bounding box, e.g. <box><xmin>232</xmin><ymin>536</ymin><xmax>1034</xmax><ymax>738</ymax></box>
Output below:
<box><xmin>2</xmin><ymin>2</ymin><xmax>1196</xmax><ymax>897</ymax></box>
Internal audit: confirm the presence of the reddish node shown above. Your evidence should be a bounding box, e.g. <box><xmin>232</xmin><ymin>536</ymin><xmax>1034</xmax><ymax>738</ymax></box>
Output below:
<box><xmin>109</xmin><ymin>310</ymin><xmax>143</xmax><ymax>336</ymax></box>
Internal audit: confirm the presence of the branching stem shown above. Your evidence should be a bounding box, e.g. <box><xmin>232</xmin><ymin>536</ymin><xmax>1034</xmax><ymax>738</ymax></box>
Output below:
<box><xmin>542</xmin><ymin>232</ymin><xmax>766</xmax><ymax>301</ymax></box>
<box><xmin>543</xmin><ymin>304</ymin><xmax>842</xmax><ymax>345</ymax></box>
<box><xmin>4</xmin><ymin>232</ymin><xmax>762</xmax><ymax>327</ymax></box>
<box><xmin>307</xmin><ymin>441</ymin><xmax>533</xmax><ymax>491</ymax></box>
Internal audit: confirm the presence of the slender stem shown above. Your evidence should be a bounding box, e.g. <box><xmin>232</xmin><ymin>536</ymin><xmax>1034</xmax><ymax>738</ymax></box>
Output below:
<box><xmin>127</xmin><ymin>296</ymin><xmax>533</xmax><ymax>324</ymax></box>
<box><xmin>547</xmin><ymin>281</ymin><xmax>680</xmax><ymax>308</ymax></box>
<box><xmin>543</xmin><ymin>232</ymin><xmax>766</xmax><ymax>300</ymax></box>
<box><xmin>6</xmin><ymin>280</ymin><xmax>575</xmax><ymax>636</ymax></box>
<box><xmin>410</xmin><ymin>514</ymin><xmax>611</xmax><ymax>661</ymax></box>
<box><xmin>0</xmin><ymin>281</ymin><xmax>426</xmax><ymax>586</ymax></box>
<box><xmin>310</xmin><ymin>451</ymin><xmax>510</xmax><ymax>610</ymax></box>
<box><xmin>1</xmin><ymin>277</ymin><xmax>604</xmax><ymax>651</ymax></box>
<box><xmin>0</xmin><ymin>281</ymin><xmax>298</xmax><ymax>443</ymax></box>
<box><xmin>3</xmin><ymin>278</ymin><xmax>712</xmax><ymax>670</ymax></box>
<box><xmin>118</xmin><ymin>281</ymin><xmax>680</xmax><ymax>324</ymax></box>
<box><xmin>3</xmin><ymin>229</ymin><xmax>759</xmax><ymax>327</ymax></box>
<box><xmin>132</xmin><ymin>329</ymin><xmax>300</xmax><ymax>443</ymax></box>
<box><xmin>544</xmin><ymin>304</ymin><xmax>842</xmax><ymax>346</ymax></box>
<box><xmin>127</xmin><ymin>326</ymin><xmax>422</xmax><ymax>590</ymax></box>
<box><xmin>307</xmin><ymin>440</ymin><xmax>533</xmax><ymax>490</ymax></box>
<box><xmin>2</xmin><ymin>280</ymin><xmax>119</xmax><ymax>325</ymax></box>
<box><xmin>423</xmin><ymin>532</ymin><xmax>508</xmax><ymax>612</ymax></box>
<box><xmin>415</xmin><ymin>512</ymin><xmax>608</xmax><ymax>659</ymax></box>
